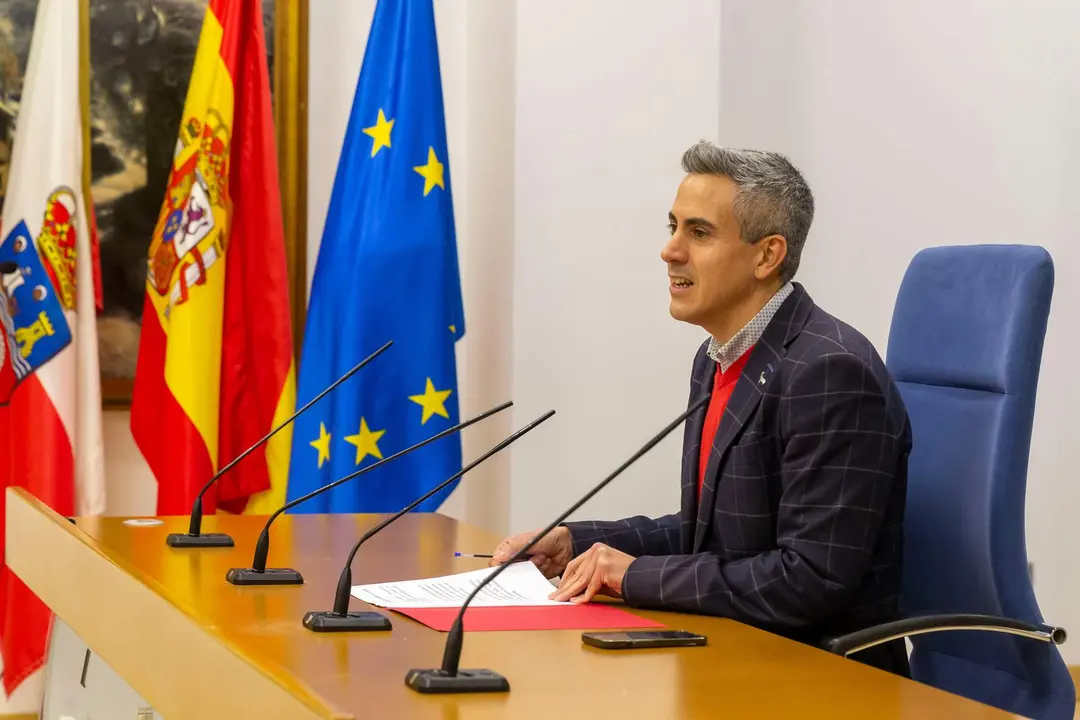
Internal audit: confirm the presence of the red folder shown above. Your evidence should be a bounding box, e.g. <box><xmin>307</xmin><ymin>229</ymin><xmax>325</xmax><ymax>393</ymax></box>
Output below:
<box><xmin>392</xmin><ymin>604</ymin><xmax>664</xmax><ymax>632</ymax></box>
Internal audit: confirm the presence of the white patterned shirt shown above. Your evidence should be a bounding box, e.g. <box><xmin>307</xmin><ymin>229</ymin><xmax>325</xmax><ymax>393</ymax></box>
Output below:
<box><xmin>706</xmin><ymin>282</ymin><xmax>794</xmax><ymax>371</ymax></box>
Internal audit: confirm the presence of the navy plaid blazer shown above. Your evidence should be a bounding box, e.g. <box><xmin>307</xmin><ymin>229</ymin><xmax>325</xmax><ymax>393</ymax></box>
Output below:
<box><xmin>563</xmin><ymin>283</ymin><xmax>911</xmax><ymax>674</ymax></box>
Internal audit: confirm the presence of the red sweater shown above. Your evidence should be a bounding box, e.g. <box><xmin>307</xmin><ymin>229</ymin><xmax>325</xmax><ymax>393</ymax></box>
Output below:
<box><xmin>698</xmin><ymin>347</ymin><xmax>753</xmax><ymax>498</ymax></box>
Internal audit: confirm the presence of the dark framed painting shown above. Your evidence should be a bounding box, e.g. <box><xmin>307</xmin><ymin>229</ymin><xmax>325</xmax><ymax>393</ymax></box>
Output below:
<box><xmin>0</xmin><ymin>0</ymin><xmax>308</xmax><ymax>407</ymax></box>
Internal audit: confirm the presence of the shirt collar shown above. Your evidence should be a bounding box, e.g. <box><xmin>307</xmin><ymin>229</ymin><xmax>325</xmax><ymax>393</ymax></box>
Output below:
<box><xmin>707</xmin><ymin>282</ymin><xmax>794</xmax><ymax>371</ymax></box>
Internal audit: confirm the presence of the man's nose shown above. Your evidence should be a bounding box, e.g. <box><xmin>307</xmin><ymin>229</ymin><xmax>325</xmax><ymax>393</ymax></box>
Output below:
<box><xmin>661</xmin><ymin>233</ymin><xmax>686</xmax><ymax>264</ymax></box>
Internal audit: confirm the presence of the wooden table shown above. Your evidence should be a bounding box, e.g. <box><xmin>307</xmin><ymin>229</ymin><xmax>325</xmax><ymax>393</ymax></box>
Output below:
<box><xmin>5</xmin><ymin>488</ymin><xmax>1015</xmax><ymax>719</ymax></box>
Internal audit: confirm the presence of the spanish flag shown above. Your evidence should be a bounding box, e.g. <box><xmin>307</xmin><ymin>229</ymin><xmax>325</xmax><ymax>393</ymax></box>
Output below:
<box><xmin>131</xmin><ymin>0</ymin><xmax>295</xmax><ymax>515</ymax></box>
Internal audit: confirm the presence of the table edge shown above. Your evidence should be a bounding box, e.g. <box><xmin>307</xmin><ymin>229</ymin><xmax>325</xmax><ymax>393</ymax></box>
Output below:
<box><xmin>4</xmin><ymin>488</ymin><xmax>352</xmax><ymax>720</ymax></box>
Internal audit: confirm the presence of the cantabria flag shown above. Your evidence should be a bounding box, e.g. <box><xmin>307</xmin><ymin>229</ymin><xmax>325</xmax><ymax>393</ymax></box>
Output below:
<box><xmin>0</xmin><ymin>0</ymin><xmax>105</xmax><ymax>697</ymax></box>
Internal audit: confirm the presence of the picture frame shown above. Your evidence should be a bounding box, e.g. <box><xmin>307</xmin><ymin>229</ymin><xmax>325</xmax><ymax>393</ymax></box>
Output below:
<box><xmin>0</xmin><ymin>0</ymin><xmax>308</xmax><ymax>409</ymax></box>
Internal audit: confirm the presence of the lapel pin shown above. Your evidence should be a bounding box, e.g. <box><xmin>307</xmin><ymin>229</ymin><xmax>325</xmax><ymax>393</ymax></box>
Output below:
<box><xmin>759</xmin><ymin>372</ymin><xmax>767</xmax><ymax>385</ymax></box>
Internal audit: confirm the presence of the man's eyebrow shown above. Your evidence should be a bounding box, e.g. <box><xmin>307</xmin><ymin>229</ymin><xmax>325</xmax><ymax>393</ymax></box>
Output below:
<box><xmin>665</xmin><ymin>211</ymin><xmax>717</xmax><ymax>227</ymax></box>
<box><xmin>683</xmin><ymin>216</ymin><xmax>717</xmax><ymax>230</ymax></box>
<box><xmin>665</xmin><ymin>211</ymin><xmax>717</xmax><ymax>231</ymax></box>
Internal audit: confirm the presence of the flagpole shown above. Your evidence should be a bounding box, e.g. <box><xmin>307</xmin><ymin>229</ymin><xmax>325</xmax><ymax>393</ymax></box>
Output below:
<box><xmin>274</xmin><ymin>0</ymin><xmax>309</xmax><ymax>358</ymax></box>
<box><xmin>76</xmin><ymin>0</ymin><xmax>107</xmax><ymax>512</ymax></box>
<box><xmin>79</xmin><ymin>0</ymin><xmax>91</xmax><ymax>203</ymax></box>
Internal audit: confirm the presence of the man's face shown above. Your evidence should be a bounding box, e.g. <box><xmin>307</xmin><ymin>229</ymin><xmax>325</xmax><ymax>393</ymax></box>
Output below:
<box><xmin>662</xmin><ymin>173</ymin><xmax>763</xmax><ymax>330</ymax></box>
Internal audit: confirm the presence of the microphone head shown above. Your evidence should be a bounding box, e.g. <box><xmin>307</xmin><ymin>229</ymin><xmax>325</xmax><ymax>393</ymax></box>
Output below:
<box><xmin>0</xmin><ymin>261</ymin><xmax>18</xmax><ymax>275</ymax></box>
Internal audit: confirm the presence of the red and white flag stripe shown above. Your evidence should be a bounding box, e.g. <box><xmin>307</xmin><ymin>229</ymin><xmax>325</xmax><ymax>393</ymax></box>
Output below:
<box><xmin>0</xmin><ymin>0</ymin><xmax>104</xmax><ymax>700</ymax></box>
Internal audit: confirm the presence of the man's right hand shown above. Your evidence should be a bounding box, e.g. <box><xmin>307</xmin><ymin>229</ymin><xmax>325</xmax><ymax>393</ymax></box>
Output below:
<box><xmin>489</xmin><ymin>526</ymin><xmax>573</xmax><ymax>579</ymax></box>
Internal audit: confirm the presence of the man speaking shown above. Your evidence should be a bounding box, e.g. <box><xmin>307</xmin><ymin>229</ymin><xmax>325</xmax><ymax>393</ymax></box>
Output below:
<box><xmin>490</xmin><ymin>141</ymin><xmax>912</xmax><ymax>676</ymax></box>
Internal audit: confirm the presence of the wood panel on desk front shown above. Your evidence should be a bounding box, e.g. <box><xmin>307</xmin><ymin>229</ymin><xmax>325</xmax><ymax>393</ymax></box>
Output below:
<box><xmin>5</xmin><ymin>488</ymin><xmax>1013</xmax><ymax>720</ymax></box>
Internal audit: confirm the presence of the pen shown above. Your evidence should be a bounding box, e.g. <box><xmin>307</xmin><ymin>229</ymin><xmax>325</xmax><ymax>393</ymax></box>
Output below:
<box><xmin>454</xmin><ymin>553</ymin><xmax>529</xmax><ymax>563</ymax></box>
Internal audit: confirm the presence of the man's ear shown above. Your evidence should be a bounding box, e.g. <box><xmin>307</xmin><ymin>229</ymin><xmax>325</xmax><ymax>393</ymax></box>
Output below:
<box><xmin>754</xmin><ymin>235</ymin><xmax>787</xmax><ymax>280</ymax></box>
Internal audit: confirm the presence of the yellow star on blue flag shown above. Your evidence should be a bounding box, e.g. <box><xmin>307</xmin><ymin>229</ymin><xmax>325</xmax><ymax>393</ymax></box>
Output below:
<box><xmin>286</xmin><ymin>0</ymin><xmax>464</xmax><ymax>514</ymax></box>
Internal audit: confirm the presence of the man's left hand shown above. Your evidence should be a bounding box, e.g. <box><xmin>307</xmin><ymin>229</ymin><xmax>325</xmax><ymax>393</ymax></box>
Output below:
<box><xmin>549</xmin><ymin>543</ymin><xmax>635</xmax><ymax>604</ymax></box>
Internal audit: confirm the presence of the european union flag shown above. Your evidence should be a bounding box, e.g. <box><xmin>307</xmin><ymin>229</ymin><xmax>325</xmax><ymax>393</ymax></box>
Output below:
<box><xmin>286</xmin><ymin>0</ymin><xmax>464</xmax><ymax>513</ymax></box>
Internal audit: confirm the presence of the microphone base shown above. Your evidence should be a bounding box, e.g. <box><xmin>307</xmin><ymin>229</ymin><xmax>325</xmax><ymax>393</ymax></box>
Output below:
<box><xmin>225</xmin><ymin>567</ymin><xmax>304</xmax><ymax>585</ymax></box>
<box><xmin>166</xmin><ymin>532</ymin><xmax>234</xmax><ymax>548</ymax></box>
<box><xmin>303</xmin><ymin>610</ymin><xmax>392</xmax><ymax>632</ymax></box>
<box><xmin>405</xmin><ymin>668</ymin><xmax>509</xmax><ymax>694</ymax></box>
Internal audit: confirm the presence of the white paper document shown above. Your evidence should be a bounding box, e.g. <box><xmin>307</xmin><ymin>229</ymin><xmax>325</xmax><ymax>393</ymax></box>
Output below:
<box><xmin>352</xmin><ymin>561</ymin><xmax>565</xmax><ymax>608</ymax></box>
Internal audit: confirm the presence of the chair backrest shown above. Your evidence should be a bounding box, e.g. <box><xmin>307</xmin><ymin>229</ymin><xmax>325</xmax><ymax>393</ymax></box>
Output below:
<box><xmin>886</xmin><ymin>244</ymin><xmax>1073</xmax><ymax>719</ymax></box>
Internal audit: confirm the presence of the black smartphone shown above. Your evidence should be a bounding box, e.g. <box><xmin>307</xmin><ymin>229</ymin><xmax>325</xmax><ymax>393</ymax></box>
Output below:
<box><xmin>581</xmin><ymin>630</ymin><xmax>707</xmax><ymax>649</ymax></box>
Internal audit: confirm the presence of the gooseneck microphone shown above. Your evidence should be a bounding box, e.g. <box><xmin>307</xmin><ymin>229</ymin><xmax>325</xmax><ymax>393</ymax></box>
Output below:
<box><xmin>225</xmin><ymin>400</ymin><xmax>513</xmax><ymax>586</ymax></box>
<box><xmin>0</xmin><ymin>261</ymin><xmax>18</xmax><ymax>274</ymax></box>
<box><xmin>405</xmin><ymin>394</ymin><xmax>711</xmax><ymax>694</ymax></box>
<box><xmin>304</xmin><ymin>409</ymin><xmax>556</xmax><ymax>633</ymax></box>
<box><xmin>166</xmin><ymin>340</ymin><xmax>394</xmax><ymax>548</ymax></box>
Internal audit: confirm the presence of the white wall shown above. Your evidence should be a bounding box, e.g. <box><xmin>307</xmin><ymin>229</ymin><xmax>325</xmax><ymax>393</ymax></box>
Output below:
<box><xmin>510</xmin><ymin>0</ymin><xmax>722</xmax><ymax>530</ymax></box>
<box><xmin>100</xmin><ymin>411</ymin><xmax>157</xmax><ymax>516</ymax></box>
<box><xmin>718</xmin><ymin>0</ymin><xmax>1079</xmax><ymax>663</ymax></box>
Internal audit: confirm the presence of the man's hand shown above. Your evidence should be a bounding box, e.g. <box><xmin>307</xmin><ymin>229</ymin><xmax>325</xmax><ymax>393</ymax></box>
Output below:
<box><xmin>489</xmin><ymin>526</ymin><xmax>573</xmax><ymax>579</ymax></box>
<box><xmin>549</xmin><ymin>543</ymin><xmax>635</xmax><ymax>604</ymax></box>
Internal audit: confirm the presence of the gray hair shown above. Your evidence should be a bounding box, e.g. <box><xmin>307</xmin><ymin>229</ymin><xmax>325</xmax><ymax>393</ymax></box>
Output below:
<box><xmin>681</xmin><ymin>141</ymin><xmax>814</xmax><ymax>282</ymax></box>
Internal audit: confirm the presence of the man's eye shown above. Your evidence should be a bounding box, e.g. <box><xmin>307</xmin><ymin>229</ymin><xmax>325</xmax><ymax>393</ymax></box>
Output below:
<box><xmin>692</xmin><ymin>227</ymin><xmax>708</xmax><ymax>239</ymax></box>
<box><xmin>666</xmin><ymin>223</ymin><xmax>677</xmax><ymax>235</ymax></box>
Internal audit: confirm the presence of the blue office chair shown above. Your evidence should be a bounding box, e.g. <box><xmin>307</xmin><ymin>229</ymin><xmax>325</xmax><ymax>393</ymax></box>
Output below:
<box><xmin>823</xmin><ymin>245</ymin><xmax>1073</xmax><ymax>719</ymax></box>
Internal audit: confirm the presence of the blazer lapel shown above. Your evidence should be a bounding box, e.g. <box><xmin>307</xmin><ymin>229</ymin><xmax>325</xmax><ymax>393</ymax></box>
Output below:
<box><xmin>691</xmin><ymin>283</ymin><xmax>815</xmax><ymax>553</ymax></box>
<box><xmin>679</xmin><ymin>357</ymin><xmax>712</xmax><ymax>555</ymax></box>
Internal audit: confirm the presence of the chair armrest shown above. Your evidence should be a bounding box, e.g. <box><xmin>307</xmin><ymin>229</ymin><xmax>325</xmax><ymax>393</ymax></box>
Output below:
<box><xmin>823</xmin><ymin>614</ymin><xmax>1067</xmax><ymax>657</ymax></box>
